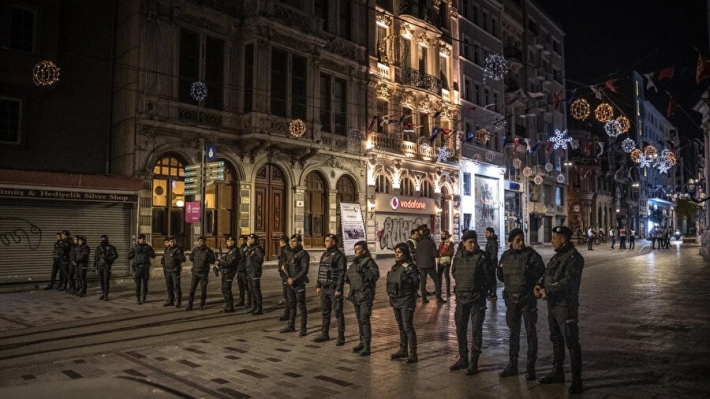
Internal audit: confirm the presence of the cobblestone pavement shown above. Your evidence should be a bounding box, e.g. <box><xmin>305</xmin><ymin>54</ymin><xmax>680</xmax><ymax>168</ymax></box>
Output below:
<box><xmin>0</xmin><ymin>241</ymin><xmax>708</xmax><ymax>398</ymax></box>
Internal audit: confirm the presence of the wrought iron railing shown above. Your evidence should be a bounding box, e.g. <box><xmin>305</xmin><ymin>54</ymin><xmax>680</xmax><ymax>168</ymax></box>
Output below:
<box><xmin>396</xmin><ymin>67</ymin><xmax>442</xmax><ymax>95</ymax></box>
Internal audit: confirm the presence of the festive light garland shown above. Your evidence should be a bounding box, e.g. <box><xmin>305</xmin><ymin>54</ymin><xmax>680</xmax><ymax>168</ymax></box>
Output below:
<box><xmin>551</xmin><ymin>129</ymin><xmax>573</xmax><ymax>150</ymax></box>
<box><xmin>644</xmin><ymin>145</ymin><xmax>657</xmax><ymax>158</ymax></box>
<box><xmin>594</xmin><ymin>103</ymin><xmax>613</xmax><ymax>123</ymax></box>
<box><xmin>616</xmin><ymin>115</ymin><xmax>630</xmax><ymax>133</ymax></box>
<box><xmin>476</xmin><ymin>128</ymin><xmax>491</xmax><ymax>145</ymax></box>
<box><xmin>630</xmin><ymin>149</ymin><xmax>642</xmax><ymax>162</ymax></box>
<box><xmin>570</xmin><ymin>99</ymin><xmax>590</xmax><ymax>120</ymax></box>
<box><xmin>190</xmin><ymin>81</ymin><xmax>208</xmax><ymax>102</ymax></box>
<box><xmin>534</xmin><ymin>175</ymin><xmax>543</xmax><ymax>185</ymax></box>
<box><xmin>482</xmin><ymin>53</ymin><xmax>508</xmax><ymax>81</ymax></box>
<box><xmin>621</xmin><ymin>138</ymin><xmax>636</xmax><ymax>153</ymax></box>
<box><xmin>637</xmin><ymin>154</ymin><xmax>653</xmax><ymax>169</ymax></box>
<box><xmin>556</xmin><ymin>173</ymin><xmax>566</xmax><ymax>183</ymax></box>
<box><xmin>494</xmin><ymin>116</ymin><xmax>507</xmax><ymax>132</ymax></box>
<box><xmin>513</xmin><ymin>158</ymin><xmax>522</xmax><ymax>169</ymax></box>
<box><xmin>604</xmin><ymin>120</ymin><xmax>622</xmax><ymax>138</ymax></box>
<box><xmin>545</xmin><ymin>163</ymin><xmax>553</xmax><ymax>172</ymax></box>
<box><xmin>437</xmin><ymin>146</ymin><xmax>453</xmax><ymax>162</ymax></box>
<box><xmin>472</xmin><ymin>153</ymin><xmax>482</xmax><ymax>164</ymax></box>
<box><xmin>33</xmin><ymin>60</ymin><xmax>60</xmax><ymax>86</ymax></box>
<box><xmin>523</xmin><ymin>167</ymin><xmax>533</xmax><ymax>177</ymax></box>
<box><xmin>485</xmin><ymin>150</ymin><xmax>495</xmax><ymax>161</ymax></box>
<box><xmin>289</xmin><ymin>119</ymin><xmax>307</xmax><ymax>137</ymax></box>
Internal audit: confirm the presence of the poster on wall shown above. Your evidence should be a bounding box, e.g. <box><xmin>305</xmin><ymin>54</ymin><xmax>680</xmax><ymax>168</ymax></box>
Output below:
<box><xmin>339</xmin><ymin>203</ymin><xmax>366</xmax><ymax>256</ymax></box>
<box><xmin>475</xmin><ymin>175</ymin><xmax>500</xmax><ymax>231</ymax></box>
<box><xmin>375</xmin><ymin>213</ymin><xmax>429</xmax><ymax>256</ymax></box>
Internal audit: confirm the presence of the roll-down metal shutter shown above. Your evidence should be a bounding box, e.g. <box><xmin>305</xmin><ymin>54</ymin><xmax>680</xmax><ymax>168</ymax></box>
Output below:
<box><xmin>0</xmin><ymin>199</ymin><xmax>133</xmax><ymax>283</ymax></box>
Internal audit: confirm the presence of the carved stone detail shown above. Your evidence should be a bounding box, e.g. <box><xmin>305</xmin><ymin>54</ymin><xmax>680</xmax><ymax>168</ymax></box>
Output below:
<box><xmin>375</xmin><ymin>82</ymin><xmax>391</xmax><ymax>99</ymax></box>
<box><xmin>449</xmin><ymin>7</ymin><xmax>459</xmax><ymax>19</ymax></box>
<box><xmin>376</xmin><ymin>12</ymin><xmax>392</xmax><ymax>27</ymax></box>
<box><xmin>401</xmin><ymin>90</ymin><xmax>415</xmax><ymax>108</ymax></box>
<box><xmin>400</xmin><ymin>23</ymin><xmax>413</xmax><ymax>38</ymax></box>
<box><xmin>273</xmin><ymin>3</ymin><xmax>311</xmax><ymax>32</ymax></box>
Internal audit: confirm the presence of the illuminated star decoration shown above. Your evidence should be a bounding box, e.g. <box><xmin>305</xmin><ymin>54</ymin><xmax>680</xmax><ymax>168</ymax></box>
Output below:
<box><xmin>551</xmin><ymin>129</ymin><xmax>573</xmax><ymax>150</ymax></box>
<box><xmin>190</xmin><ymin>81</ymin><xmax>208</xmax><ymax>102</ymax></box>
<box><xmin>545</xmin><ymin>162</ymin><xmax>553</xmax><ymax>172</ymax></box>
<box><xmin>485</xmin><ymin>150</ymin><xmax>495</xmax><ymax>161</ymax></box>
<box><xmin>637</xmin><ymin>154</ymin><xmax>653</xmax><ymax>169</ymax></box>
<box><xmin>621</xmin><ymin>138</ymin><xmax>636</xmax><ymax>153</ymax></box>
<box><xmin>436</xmin><ymin>146</ymin><xmax>453</xmax><ymax>162</ymax></box>
<box><xmin>523</xmin><ymin>167</ymin><xmax>533</xmax><ymax>177</ymax></box>
<box><xmin>656</xmin><ymin>162</ymin><xmax>671</xmax><ymax>174</ymax></box>
<box><xmin>605</xmin><ymin>120</ymin><xmax>622</xmax><ymax>138</ymax></box>
<box><xmin>483</xmin><ymin>53</ymin><xmax>509</xmax><ymax>82</ymax></box>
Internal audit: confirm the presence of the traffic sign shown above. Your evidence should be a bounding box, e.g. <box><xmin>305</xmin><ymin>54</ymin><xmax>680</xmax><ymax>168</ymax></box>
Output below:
<box><xmin>185</xmin><ymin>189</ymin><xmax>199</xmax><ymax>195</ymax></box>
<box><xmin>184</xmin><ymin>164</ymin><xmax>202</xmax><ymax>171</ymax></box>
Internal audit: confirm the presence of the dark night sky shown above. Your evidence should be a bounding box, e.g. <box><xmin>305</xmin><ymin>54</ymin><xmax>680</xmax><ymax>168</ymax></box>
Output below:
<box><xmin>535</xmin><ymin>0</ymin><xmax>710</xmax><ymax>136</ymax></box>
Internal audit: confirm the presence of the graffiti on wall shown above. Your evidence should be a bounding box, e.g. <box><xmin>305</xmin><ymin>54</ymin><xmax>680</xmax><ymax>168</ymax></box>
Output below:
<box><xmin>376</xmin><ymin>215</ymin><xmax>427</xmax><ymax>253</ymax></box>
<box><xmin>0</xmin><ymin>218</ymin><xmax>43</xmax><ymax>250</ymax></box>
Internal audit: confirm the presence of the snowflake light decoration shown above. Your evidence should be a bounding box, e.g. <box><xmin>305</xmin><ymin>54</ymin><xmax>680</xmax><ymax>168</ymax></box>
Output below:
<box><xmin>476</xmin><ymin>128</ymin><xmax>491</xmax><ymax>145</ymax></box>
<box><xmin>534</xmin><ymin>175</ymin><xmax>544</xmax><ymax>185</ymax></box>
<box><xmin>657</xmin><ymin>162</ymin><xmax>671</xmax><ymax>174</ymax></box>
<box><xmin>622</xmin><ymin>138</ymin><xmax>636</xmax><ymax>153</ymax></box>
<box><xmin>494</xmin><ymin>116</ymin><xmax>507</xmax><ymax>132</ymax></box>
<box><xmin>485</xmin><ymin>150</ymin><xmax>495</xmax><ymax>161</ymax></box>
<box><xmin>513</xmin><ymin>158</ymin><xmax>522</xmax><ymax>169</ymax></box>
<box><xmin>190</xmin><ymin>81</ymin><xmax>208</xmax><ymax>102</ymax></box>
<box><xmin>551</xmin><ymin>129</ymin><xmax>573</xmax><ymax>150</ymax></box>
<box><xmin>616</xmin><ymin>115</ymin><xmax>630</xmax><ymax>133</ymax></box>
<box><xmin>644</xmin><ymin>145</ymin><xmax>657</xmax><ymax>158</ymax></box>
<box><xmin>545</xmin><ymin>162</ymin><xmax>553</xmax><ymax>172</ymax></box>
<box><xmin>630</xmin><ymin>149</ymin><xmax>642</xmax><ymax>162</ymax></box>
<box><xmin>472</xmin><ymin>153</ymin><xmax>482</xmax><ymax>164</ymax></box>
<box><xmin>483</xmin><ymin>53</ymin><xmax>509</xmax><ymax>81</ymax></box>
<box><xmin>33</xmin><ymin>60</ymin><xmax>60</xmax><ymax>86</ymax></box>
<box><xmin>436</xmin><ymin>146</ymin><xmax>453</xmax><ymax>162</ymax></box>
<box><xmin>523</xmin><ymin>167</ymin><xmax>533</xmax><ymax>177</ymax></box>
<box><xmin>570</xmin><ymin>99</ymin><xmax>590</xmax><ymax>120</ymax></box>
<box><xmin>556</xmin><ymin>173</ymin><xmax>565</xmax><ymax>183</ymax></box>
<box><xmin>604</xmin><ymin>120</ymin><xmax>622</xmax><ymax>138</ymax></box>
<box><xmin>594</xmin><ymin>103</ymin><xmax>613</xmax><ymax>122</ymax></box>
<box><xmin>637</xmin><ymin>154</ymin><xmax>652</xmax><ymax>169</ymax></box>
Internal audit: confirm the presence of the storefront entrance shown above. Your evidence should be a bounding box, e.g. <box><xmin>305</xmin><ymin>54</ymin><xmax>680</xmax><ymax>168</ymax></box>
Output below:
<box><xmin>254</xmin><ymin>164</ymin><xmax>287</xmax><ymax>260</ymax></box>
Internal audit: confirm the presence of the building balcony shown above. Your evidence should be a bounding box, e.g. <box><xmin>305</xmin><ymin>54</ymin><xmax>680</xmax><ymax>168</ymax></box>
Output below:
<box><xmin>504</xmin><ymin>47</ymin><xmax>523</xmax><ymax>63</ymax></box>
<box><xmin>377</xmin><ymin>63</ymin><xmax>391</xmax><ymax>80</ymax></box>
<box><xmin>399</xmin><ymin>0</ymin><xmax>442</xmax><ymax>30</ymax></box>
<box><xmin>368</xmin><ymin>132</ymin><xmax>456</xmax><ymax>162</ymax></box>
<box><xmin>396</xmin><ymin>67</ymin><xmax>443</xmax><ymax>96</ymax></box>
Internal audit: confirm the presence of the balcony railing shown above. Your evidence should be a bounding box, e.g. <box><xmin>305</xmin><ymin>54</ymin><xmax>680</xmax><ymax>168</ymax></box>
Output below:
<box><xmin>369</xmin><ymin>132</ymin><xmax>456</xmax><ymax>161</ymax></box>
<box><xmin>399</xmin><ymin>0</ymin><xmax>442</xmax><ymax>30</ymax></box>
<box><xmin>396</xmin><ymin>67</ymin><xmax>442</xmax><ymax>96</ymax></box>
<box><xmin>377</xmin><ymin>63</ymin><xmax>390</xmax><ymax>80</ymax></box>
<box><xmin>370</xmin><ymin>132</ymin><xmax>402</xmax><ymax>153</ymax></box>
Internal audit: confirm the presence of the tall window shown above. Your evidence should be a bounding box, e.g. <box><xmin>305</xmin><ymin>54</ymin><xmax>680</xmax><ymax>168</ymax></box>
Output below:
<box><xmin>179</xmin><ymin>29</ymin><xmax>224</xmax><ymax>109</ymax></box>
<box><xmin>334</xmin><ymin>78</ymin><xmax>347</xmax><ymax>135</ymax></box>
<box><xmin>320</xmin><ymin>74</ymin><xmax>331</xmax><ymax>132</ymax></box>
<box><xmin>10</xmin><ymin>6</ymin><xmax>35</xmax><ymax>52</ymax></box>
<box><xmin>462</xmin><ymin>36</ymin><xmax>471</xmax><ymax>59</ymax></box>
<box><xmin>464</xmin><ymin>77</ymin><xmax>472</xmax><ymax>102</ymax></box>
<box><xmin>376</xmin><ymin>99</ymin><xmax>388</xmax><ymax>134</ymax></box>
<box><xmin>321</xmin><ymin>74</ymin><xmax>347</xmax><ymax>135</ymax></box>
<box><xmin>402</xmin><ymin>38</ymin><xmax>412</xmax><ymax>68</ymax></box>
<box><xmin>439</xmin><ymin>2</ymin><xmax>448</xmax><ymax>30</ymax></box>
<box><xmin>271</xmin><ymin>49</ymin><xmax>308</xmax><ymax>119</ymax></box>
<box><xmin>440</xmin><ymin>55</ymin><xmax>449</xmax><ymax>89</ymax></box>
<box><xmin>338</xmin><ymin>0</ymin><xmax>351</xmax><ymax>40</ymax></box>
<box><xmin>421</xmin><ymin>181</ymin><xmax>434</xmax><ymax>198</ymax></box>
<box><xmin>463</xmin><ymin>172</ymin><xmax>472</xmax><ymax>196</ymax></box>
<box><xmin>474</xmin><ymin>83</ymin><xmax>481</xmax><ymax>105</ymax></box>
<box><xmin>152</xmin><ymin>156</ymin><xmax>187</xmax><ymax>249</ymax></box>
<box><xmin>402</xmin><ymin>107</ymin><xmax>414</xmax><ymax>141</ymax></box>
<box><xmin>420</xmin><ymin>113</ymin><xmax>430</xmax><ymax>140</ymax></box>
<box><xmin>292</xmin><ymin>55</ymin><xmax>307</xmax><ymax>120</ymax></box>
<box><xmin>304</xmin><ymin>172</ymin><xmax>327</xmax><ymax>247</ymax></box>
<box><xmin>271</xmin><ymin>48</ymin><xmax>288</xmax><ymax>117</ymax></box>
<box><xmin>418</xmin><ymin>46</ymin><xmax>427</xmax><ymax>74</ymax></box>
<box><xmin>0</xmin><ymin>97</ymin><xmax>22</xmax><ymax>144</ymax></box>
<box><xmin>314</xmin><ymin>0</ymin><xmax>329</xmax><ymax>31</ymax></box>
<box><xmin>244</xmin><ymin>44</ymin><xmax>254</xmax><ymax>112</ymax></box>
<box><xmin>376</xmin><ymin>175</ymin><xmax>391</xmax><ymax>194</ymax></box>
<box><xmin>401</xmin><ymin>178</ymin><xmax>415</xmax><ymax>196</ymax></box>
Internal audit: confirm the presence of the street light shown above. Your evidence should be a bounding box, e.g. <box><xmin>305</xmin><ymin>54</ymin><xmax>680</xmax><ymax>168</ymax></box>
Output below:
<box><xmin>684</xmin><ymin>178</ymin><xmax>710</xmax><ymax>203</ymax></box>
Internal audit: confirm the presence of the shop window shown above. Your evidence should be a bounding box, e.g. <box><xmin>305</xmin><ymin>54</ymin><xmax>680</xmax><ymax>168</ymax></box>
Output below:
<box><xmin>463</xmin><ymin>172</ymin><xmax>472</xmax><ymax>196</ymax></box>
<box><xmin>304</xmin><ymin>172</ymin><xmax>327</xmax><ymax>247</ymax></box>
<box><xmin>376</xmin><ymin>175</ymin><xmax>391</xmax><ymax>194</ymax></box>
<box><xmin>152</xmin><ymin>155</ymin><xmax>187</xmax><ymax>249</ymax></box>
<box><xmin>420</xmin><ymin>181</ymin><xmax>434</xmax><ymax>198</ymax></box>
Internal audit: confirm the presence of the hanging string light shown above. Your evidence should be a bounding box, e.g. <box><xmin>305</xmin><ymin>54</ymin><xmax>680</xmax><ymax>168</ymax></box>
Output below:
<box><xmin>616</xmin><ymin>115</ymin><xmax>630</xmax><ymax>133</ymax></box>
<box><xmin>556</xmin><ymin>173</ymin><xmax>566</xmax><ymax>183</ymax></box>
<box><xmin>33</xmin><ymin>60</ymin><xmax>60</xmax><ymax>86</ymax></box>
<box><xmin>551</xmin><ymin>128</ymin><xmax>573</xmax><ymax>150</ymax></box>
<box><xmin>594</xmin><ymin>103</ymin><xmax>613</xmax><ymax>122</ymax></box>
<box><xmin>476</xmin><ymin>128</ymin><xmax>491</xmax><ymax>145</ymax></box>
<box><xmin>534</xmin><ymin>175</ymin><xmax>544</xmax><ymax>185</ymax></box>
<box><xmin>545</xmin><ymin>162</ymin><xmax>553</xmax><ymax>172</ymax></box>
<box><xmin>472</xmin><ymin>153</ymin><xmax>482</xmax><ymax>164</ymax></box>
<box><xmin>644</xmin><ymin>145</ymin><xmax>657</xmax><ymax>159</ymax></box>
<box><xmin>289</xmin><ymin>119</ymin><xmax>307</xmax><ymax>137</ymax></box>
<box><xmin>630</xmin><ymin>149</ymin><xmax>642</xmax><ymax>162</ymax></box>
<box><xmin>604</xmin><ymin>120</ymin><xmax>622</xmax><ymax>138</ymax></box>
<box><xmin>513</xmin><ymin>158</ymin><xmax>522</xmax><ymax>169</ymax></box>
<box><xmin>190</xmin><ymin>81</ymin><xmax>208</xmax><ymax>102</ymax></box>
<box><xmin>570</xmin><ymin>99</ymin><xmax>590</xmax><ymax>120</ymax></box>
<box><xmin>621</xmin><ymin>138</ymin><xmax>636</xmax><ymax>153</ymax></box>
<box><xmin>523</xmin><ymin>167</ymin><xmax>533</xmax><ymax>177</ymax></box>
<box><xmin>483</xmin><ymin>53</ymin><xmax>509</xmax><ymax>81</ymax></box>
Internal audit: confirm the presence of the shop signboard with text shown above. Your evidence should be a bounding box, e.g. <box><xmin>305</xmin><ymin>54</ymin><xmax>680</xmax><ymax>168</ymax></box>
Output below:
<box><xmin>339</xmin><ymin>203</ymin><xmax>366</xmax><ymax>256</ymax></box>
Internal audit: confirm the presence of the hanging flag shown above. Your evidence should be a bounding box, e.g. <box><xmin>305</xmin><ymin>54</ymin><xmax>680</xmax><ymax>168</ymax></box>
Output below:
<box><xmin>566</xmin><ymin>88</ymin><xmax>578</xmax><ymax>105</ymax></box>
<box><xmin>643</xmin><ymin>73</ymin><xmax>658</xmax><ymax>93</ymax></box>
<box><xmin>429</xmin><ymin>127</ymin><xmax>440</xmax><ymax>143</ymax></box>
<box><xmin>379</xmin><ymin>115</ymin><xmax>390</xmax><ymax>126</ymax></box>
<box><xmin>545</xmin><ymin>140</ymin><xmax>553</xmax><ymax>154</ymax></box>
<box><xmin>597</xmin><ymin>142</ymin><xmax>605</xmax><ymax>158</ymax></box>
<box><xmin>513</xmin><ymin>137</ymin><xmax>519</xmax><ymax>154</ymax></box>
<box><xmin>553</xmin><ymin>91</ymin><xmax>561</xmax><ymax>110</ymax></box>
<box><xmin>667</xmin><ymin>94</ymin><xmax>679</xmax><ymax>117</ymax></box>
<box><xmin>466</xmin><ymin>131</ymin><xmax>475</xmax><ymax>142</ymax></box>
<box><xmin>530</xmin><ymin>142</ymin><xmax>540</xmax><ymax>154</ymax></box>
<box><xmin>367</xmin><ymin>116</ymin><xmax>378</xmax><ymax>132</ymax></box>
<box><xmin>604</xmin><ymin>79</ymin><xmax>618</xmax><ymax>93</ymax></box>
<box><xmin>658</xmin><ymin>67</ymin><xmax>674</xmax><ymax>81</ymax></box>
<box><xmin>433</xmin><ymin>111</ymin><xmax>442</xmax><ymax>119</ymax></box>
<box><xmin>523</xmin><ymin>138</ymin><xmax>531</xmax><ymax>153</ymax></box>
<box><xmin>589</xmin><ymin>85</ymin><xmax>603</xmax><ymax>99</ymax></box>
<box><xmin>697</xmin><ymin>50</ymin><xmax>710</xmax><ymax>83</ymax></box>
<box><xmin>502</xmin><ymin>136</ymin><xmax>507</xmax><ymax>148</ymax></box>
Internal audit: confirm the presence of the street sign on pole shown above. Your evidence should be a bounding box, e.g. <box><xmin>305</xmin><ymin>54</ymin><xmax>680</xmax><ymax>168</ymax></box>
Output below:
<box><xmin>206</xmin><ymin>161</ymin><xmax>224</xmax><ymax>168</ymax></box>
<box><xmin>184</xmin><ymin>170</ymin><xmax>200</xmax><ymax>177</ymax></box>
<box><xmin>184</xmin><ymin>164</ymin><xmax>202</xmax><ymax>171</ymax></box>
<box><xmin>185</xmin><ymin>189</ymin><xmax>199</xmax><ymax>196</ymax></box>
<box><xmin>184</xmin><ymin>177</ymin><xmax>201</xmax><ymax>183</ymax></box>
<box><xmin>206</xmin><ymin>144</ymin><xmax>217</xmax><ymax>161</ymax></box>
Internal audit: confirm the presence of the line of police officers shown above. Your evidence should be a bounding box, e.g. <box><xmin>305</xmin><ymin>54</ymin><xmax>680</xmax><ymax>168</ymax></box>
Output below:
<box><xmin>46</xmin><ymin>225</ymin><xmax>584</xmax><ymax>394</ymax></box>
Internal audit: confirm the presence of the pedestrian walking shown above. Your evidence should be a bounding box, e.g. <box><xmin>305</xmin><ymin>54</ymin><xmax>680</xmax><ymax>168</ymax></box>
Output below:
<box><xmin>128</xmin><ymin>233</ymin><xmax>156</xmax><ymax>304</ymax></box>
<box><xmin>235</xmin><ymin>235</ymin><xmax>250</xmax><ymax>307</ymax></box>
<box><xmin>496</xmin><ymin>228</ymin><xmax>545</xmax><ymax>380</ymax></box>
<box><xmin>586</xmin><ymin>227</ymin><xmax>595</xmax><ymax>251</ymax></box>
<box><xmin>45</xmin><ymin>233</ymin><xmax>64</xmax><ymax>290</ymax></box>
<box><xmin>216</xmin><ymin>236</ymin><xmax>241</xmax><ymax>313</ymax></box>
<box><xmin>161</xmin><ymin>237</ymin><xmax>186</xmax><ymax>307</ymax></box>
<box><xmin>415</xmin><ymin>227</ymin><xmax>443</xmax><ymax>303</ymax></box>
<box><xmin>387</xmin><ymin>243</ymin><xmax>420</xmax><ymax>364</ymax></box>
<box><xmin>94</xmin><ymin>235</ymin><xmax>118</xmax><ymax>301</ymax></box>
<box><xmin>651</xmin><ymin>227</ymin><xmax>658</xmax><ymax>249</ymax></box>
<box><xmin>619</xmin><ymin>226</ymin><xmax>627</xmax><ymax>249</ymax></box>
<box><xmin>629</xmin><ymin>229</ymin><xmax>636</xmax><ymax>249</ymax></box>
<box><xmin>609</xmin><ymin>228</ymin><xmax>616</xmax><ymax>249</ymax></box>
<box><xmin>662</xmin><ymin>226</ymin><xmax>670</xmax><ymax>249</ymax></box>
<box><xmin>245</xmin><ymin>234</ymin><xmax>265</xmax><ymax>315</ymax></box>
<box><xmin>74</xmin><ymin>236</ymin><xmax>90</xmax><ymax>297</ymax></box>
<box><xmin>406</xmin><ymin>229</ymin><xmax>418</xmax><ymax>255</ymax></box>
<box><xmin>277</xmin><ymin>235</ymin><xmax>292</xmax><ymax>321</ymax></box>
<box><xmin>437</xmin><ymin>230</ymin><xmax>454</xmax><ymax>297</ymax></box>
<box><xmin>485</xmin><ymin>227</ymin><xmax>499</xmax><ymax>300</ymax></box>
<box><xmin>345</xmin><ymin>241</ymin><xmax>380</xmax><ymax>356</ymax></box>
<box><xmin>186</xmin><ymin>236</ymin><xmax>215</xmax><ymax>311</ymax></box>
<box><xmin>534</xmin><ymin>226</ymin><xmax>585</xmax><ymax>394</ymax></box>
<box><xmin>656</xmin><ymin>227</ymin><xmax>664</xmax><ymax>249</ymax></box>
<box><xmin>314</xmin><ymin>234</ymin><xmax>347</xmax><ymax>345</ymax></box>
<box><xmin>280</xmin><ymin>234</ymin><xmax>310</xmax><ymax>336</ymax></box>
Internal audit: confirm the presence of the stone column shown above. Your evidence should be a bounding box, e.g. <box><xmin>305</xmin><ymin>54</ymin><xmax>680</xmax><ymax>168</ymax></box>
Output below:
<box><xmin>328</xmin><ymin>189</ymin><xmax>338</xmax><ymax>235</ymax></box>
<box><xmin>293</xmin><ymin>185</ymin><xmax>306</xmax><ymax>235</ymax></box>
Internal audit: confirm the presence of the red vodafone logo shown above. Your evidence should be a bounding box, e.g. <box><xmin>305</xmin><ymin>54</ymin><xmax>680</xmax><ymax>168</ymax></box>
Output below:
<box><xmin>390</xmin><ymin>197</ymin><xmax>399</xmax><ymax>210</ymax></box>
<box><xmin>390</xmin><ymin>196</ymin><xmax>426</xmax><ymax>210</ymax></box>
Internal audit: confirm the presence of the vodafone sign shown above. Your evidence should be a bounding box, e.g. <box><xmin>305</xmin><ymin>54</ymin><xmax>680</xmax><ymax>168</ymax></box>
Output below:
<box><xmin>389</xmin><ymin>196</ymin><xmax>427</xmax><ymax>211</ymax></box>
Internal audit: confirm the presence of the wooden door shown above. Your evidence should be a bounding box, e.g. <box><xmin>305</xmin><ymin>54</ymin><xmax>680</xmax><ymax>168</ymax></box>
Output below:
<box><xmin>254</xmin><ymin>164</ymin><xmax>286</xmax><ymax>260</ymax></box>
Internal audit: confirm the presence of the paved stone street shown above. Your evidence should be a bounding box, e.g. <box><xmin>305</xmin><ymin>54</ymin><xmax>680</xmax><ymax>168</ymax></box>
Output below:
<box><xmin>0</xmin><ymin>240</ymin><xmax>709</xmax><ymax>398</ymax></box>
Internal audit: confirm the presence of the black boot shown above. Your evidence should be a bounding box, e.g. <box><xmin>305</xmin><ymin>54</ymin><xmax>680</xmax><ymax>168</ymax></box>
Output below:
<box><xmin>137</xmin><ymin>297</ymin><xmax>142</xmax><ymax>305</ymax></box>
<box><xmin>313</xmin><ymin>334</ymin><xmax>330</xmax><ymax>343</ymax></box>
<box><xmin>390</xmin><ymin>347</ymin><xmax>408</xmax><ymax>360</ymax></box>
<box><xmin>499</xmin><ymin>356</ymin><xmax>519</xmax><ymax>377</ymax></box>
<box><xmin>569</xmin><ymin>376</ymin><xmax>583</xmax><ymax>394</ymax></box>
<box><xmin>538</xmin><ymin>365</ymin><xmax>565</xmax><ymax>384</ymax></box>
<box><xmin>280</xmin><ymin>324</ymin><xmax>296</xmax><ymax>333</ymax></box>
<box><xmin>44</xmin><ymin>283</ymin><xmax>53</xmax><ymax>290</ymax></box>
<box><xmin>335</xmin><ymin>333</ymin><xmax>345</xmax><ymax>346</ymax></box>
<box><xmin>163</xmin><ymin>300</ymin><xmax>174</xmax><ymax>307</ymax></box>
<box><xmin>352</xmin><ymin>342</ymin><xmax>364</xmax><ymax>353</ymax></box>
<box><xmin>406</xmin><ymin>349</ymin><xmax>418</xmax><ymax>364</ymax></box>
<box><xmin>526</xmin><ymin>357</ymin><xmax>537</xmax><ymax>381</ymax></box>
<box><xmin>235</xmin><ymin>299</ymin><xmax>245</xmax><ymax>307</ymax></box>
<box><xmin>465</xmin><ymin>352</ymin><xmax>480</xmax><ymax>376</ymax></box>
<box><xmin>278</xmin><ymin>314</ymin><xmax>289</xmax><ymax>321</ymax></box>
<box><xmin>360</xmin><ymin>341</ymin><xmax>371</xmax><ymax>356</ymax></box>
<box><xmin>252</xmin><ymin>307</ymin><xmax>263</xmax><ymax>315</ymax></box>
<box><xmin>99</xmin><ymin>293</ymin><xmax>105</xmax><ymax>300</ymax></box>
<box><xmin>449</xmin><ymin>356</ymin><xmax>469</xmax><ymax>371</ymax></box>
<box><xmin>175</xmin><ymin>299</ymin><xmax>182</xmax><ymax>308</ymax></box>
<box><xmin>141</xmin><ymin>295</ymin><xmax>147</xmax><ymax>304</ymax></box>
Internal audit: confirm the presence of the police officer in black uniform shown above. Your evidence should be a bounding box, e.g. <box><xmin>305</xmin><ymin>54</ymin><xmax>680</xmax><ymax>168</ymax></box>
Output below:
<box><xmin>449</xmin><ymin>230</ymin><xmax>495</xmax><ymax>375</ymax></box>
<box><xmin>245</xmin><ymin>234</ymin><xmax>265</xmax><ymax>315</ymax></box>
<box><xmin>186</xmin><ymin>236</ymin><xmax>215</xmax><ymax>311</ymax></box>
<box><xmin>74</xmin><ymin>236</ymin><xmax>91</xmax><ymax>297</ymax></box>
<box><xmin>345</xmin><ymin>241</ymin><xmax>380</xmax><ymax>356</ymax></box>
<box><xmin>485</xmin><ymin>227</ymin><xmax>500</xmax><ymax>300</ymax></box>
<box><xmin>45</xmin><ymin>233</ymin><xmax>63</xmax><ymax>290</ymax></box>
<box><xmin>216</xmin><ymin>236</ymin><xmax>241</xmax><ymax>313</ymax></box>
<box><xmin>161</xmin><ymin>236</ymin><xmax>186</xmax><ymax>307</ymax></box>
<box><xmin>128</xmin><ymin>233</ymin><xmax>156</xmax><ymax>304</ymax></box>
<box><xmin>68</xmin><ymin>235</ymin><xmax>79</xmax><ymax>295</ymax></box>
<box><xmin>94</xmin><ymin>235</ymin><xmax>118</xmax><ymax>301</ymax></box>
<box><xmin>387</xmin><ymin>242</ymin><xmax>420</xmax><ymax>364</ymax></box>
<box><xmin>235</xmin><ymin>235</ymin><xmax>250</xmax><ymax>307</ymax></box>
<box><xmin>58</xmin><ymin>231</ymin><xmax>73</xmax><ymax>291</ymax></box>
<box><xmin>314</xmin><ymin>233</ymin><xmax>347</xmax><ymax>345</ymax></box>
<box><xmin>534</xmin><ymin>226</ymin><xmax>585</xmax><ymax>394</ymax></box>
<box><xmin>497</xmin><ymin>228</ymin><xmax>545</xmax><ymax>380</ymax></box>
<box><xmin>280</xmin><ymin>234</ymin><xmax>310</xmax><ymax>336</ymax></box>
<box><xmin>277</xmin><ymin>235</ymin><xmax>292</xmax><ymax>321</ymax></box>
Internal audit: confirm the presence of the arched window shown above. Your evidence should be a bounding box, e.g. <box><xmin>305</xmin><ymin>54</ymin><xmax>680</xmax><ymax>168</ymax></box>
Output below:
<box><xmin>401</xmin><ymin>177</ymin><xmax>415</xmax><ymax>196</ymax></box>
<box><xmin>152</xmin><ymin>155</ymin><xmax>187</xmax><ymax>249</ymax></box>
<box><xmin>336</xmin><ymin>175</ymin><xmax>358</xmax><ymax>247</ymax></box>
<box><xmin>375</xmin><ymin>174</ymin><xmax>391</xmax><ymax>194</ymax></box>
<box><xmin>420</xmin><ymin>180</ymin><xmax>434</xmax><ymax>198</ymax></box>
<box><xmin>304</xmin><ymin>172</ymin><xmax>327</xmax><ymax>247</ymax></box>
<box><xmin>204</xmin><ymin>161</ymin><xmax>238</xmax><ymax>248</ymax></box>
